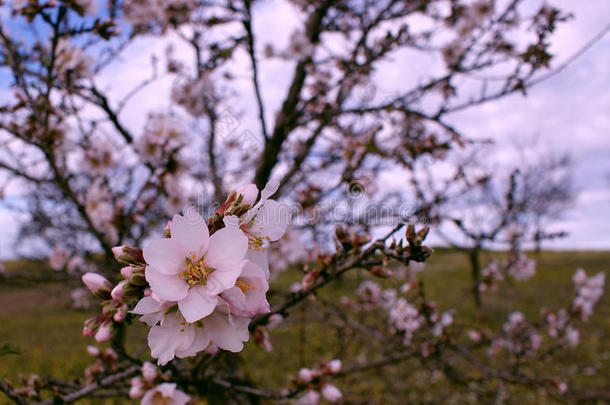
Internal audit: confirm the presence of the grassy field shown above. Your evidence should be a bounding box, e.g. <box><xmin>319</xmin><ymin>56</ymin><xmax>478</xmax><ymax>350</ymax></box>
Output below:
<box><xmin>0</xmin><ymin>249</ymin><xmax>608</xmax><ymax>404</ymax></box>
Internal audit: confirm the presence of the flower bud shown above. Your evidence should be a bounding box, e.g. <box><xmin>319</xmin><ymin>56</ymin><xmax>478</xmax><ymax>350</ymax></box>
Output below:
<box><xmin>113</xmin><ymin>307</ymin><xmax>126</xmax><ymax>322</ymax></box>
<box><xmin>129</xmin><ymin>377</ymin><xmax>144</xmax><ymax>399</ymax></box>
<box><xmin>112</xmin><ymin>245</ymin><xmax>144</xmax><ymax>266</ymax></box>
<box><xmin>141</xmin><ymin>361</ymin><xmax>157</xmax><ymax>383</ymax></box>
<box><xmin>237</xmin><ymin>184</ymin><xmax>259</xmax><ymax>205</ymax></box>
<box><xmin>111</xmin><ymin>280</ymin><xmax>127</xmax><ymax>300</ymax></box>
<box><xmin>94</xmin><ymin>322</ymin><xmax>112</xmax><ymax>342</ymax></box>
<box><xmin>299</xmin><ymin>368</ymin><xmax>313</xmax><ymax>383</ymax></box>
<box><xmin>120</xmin><ymin>266</ymin><xmax>133</xmax><ymax>280</ymax></box>
<box><xmin>371</xmin><ymin>266</ymin><xmax>393</xmax><ymax>278</ymax></box>
<box><xmin>82</xmin><ymin>272</ymin><xmax>112</xmax><ymax>299</ymax></box>
<box><xmin>328</xmin><ymin>359</ymin><xmax>341</xmax><ymax>374</ymax></box>
<box><xmin>321</xmin><ymin>384</ymin><xmax>342</xmax><ymax>402</ymax></box>
<box><xmin>86</xmin><ymin>345</ymin><xmax>100</xmax><ymax>357</ymax></box>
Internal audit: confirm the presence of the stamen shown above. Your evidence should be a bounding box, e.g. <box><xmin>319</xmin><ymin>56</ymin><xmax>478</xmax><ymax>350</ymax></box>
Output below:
<box><xmin>178</xmin><ymin>251</ymin><xmax>215</xmax><ymax>287</ymax></box>
<box><xmin>236</xmin><ymin>279</ymin><xmax>255</xmax><ymax>293</ymax></box>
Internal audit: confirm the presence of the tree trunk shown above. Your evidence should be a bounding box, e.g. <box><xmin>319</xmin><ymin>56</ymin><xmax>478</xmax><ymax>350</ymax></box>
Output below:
<box><xmin>469</xmin><ymin>247</ymin><xmax>482</xmax><ymax>308</ymax></box>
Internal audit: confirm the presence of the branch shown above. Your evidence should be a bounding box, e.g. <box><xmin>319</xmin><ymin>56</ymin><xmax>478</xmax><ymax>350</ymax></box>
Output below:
<box><xmin>35</xmin><ymin>366</ymin><xmax>139</xmax><ymax>405</ymax></box>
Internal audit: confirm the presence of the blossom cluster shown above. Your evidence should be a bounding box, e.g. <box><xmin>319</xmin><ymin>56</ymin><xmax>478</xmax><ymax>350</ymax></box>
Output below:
<box><xmin>480</xmin><ymin>252</ymin><xmax>536</xmax><ymax>291</ymax></box>
<box><xmin>295</xmin><ymin>360</ymin><xmax>343</xmax><ymax>404</ymax></box>
<box><xmin>129</xmin><ymin>361</ymin><xmax>189</xmax><ymax>404</ymax></box>
<box><xmin>572</xmin><ymin>268</ymin><xmax>605</xmax><ymax>320</ymax></box>
<box><xmin>488</xmin><ymin>312</ymin><xmax>542</xmax><ymax>357</ymax></box>
<box><xmin>81</xmin><ymin>181</ymin><xmax>289</xmax><ymax>366</ymax></box>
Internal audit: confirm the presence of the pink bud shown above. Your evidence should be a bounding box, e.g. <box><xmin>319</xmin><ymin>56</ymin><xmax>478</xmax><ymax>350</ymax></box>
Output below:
<box><xmin>86</xmin><ymin>345</ymin><xmax>100</xmax><ymax>357</ymax></box>
<box><xmin>141</xmin><ymin>361</ymin><xmax>157</xmax><ymax>383</ymax></box>
<box><xmin>298</xmin><ymin>368</ymin><xmax>313</xmax><ymax>383</ymax></box>
<box><xmin>321</xmin><ymin>384</ymin><xmax>342</xmax><ymax>402</ymax></box>
<box><xmin>94</xmin><ymin>323</ymin><xmax>112</xmax><ymax>342</ymax></box>
<box><xmin>237</xmin><ymin>184</ymin><xmax>259</xmax><ymax>205</ymax></box>
<box><xmin>111</xmin><ymin>246</ymin><xmax>124</xmax><ymax>258</ymax></box>
<box><xmin>120</xmin><ymin>266</ymin><xmax>133</xmax><ymax>281</ymax></box>
<box><xmin>82</xmin><ymin>272</ymin><xmax>112</xmax><ymax>298</ymax></box>
<box><xmin>129</xmin><ymin>377</ymin><xmax>144</xmax><ymax>399</ymax></box>
<box><xmin>328</xmin><ymin>359</ymin><xmax>341</xmax><ymax>374</ymax></box>
<box><xmin>111</xmin><ymin>281</ymin><xmax>127</xmax><ymax>300</ymax></box>
<box><xmin>113</xmin><ymin>309</ymin><xmax>125</xmax><ymax>322</ymax></box>
<box><xmin>83</xmin><ymin>326</ymin><xmax>94</xmax><ymax>337</ymax></box>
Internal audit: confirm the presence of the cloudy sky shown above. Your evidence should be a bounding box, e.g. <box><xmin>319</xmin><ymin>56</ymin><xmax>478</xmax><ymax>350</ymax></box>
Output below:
<box><xmin>0</xmin><ymin>0</ymin><xmax>609</xmax><ymax>258</ymax></box>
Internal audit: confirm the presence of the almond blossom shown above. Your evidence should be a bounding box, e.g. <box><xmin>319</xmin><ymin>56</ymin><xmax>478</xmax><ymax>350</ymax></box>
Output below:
<box><xmin>147</xmin><ymin>312</ymin><xmax>210</xmax><ymax>366</ymax></box>
<box><xmin>143</xmin><ymin>213</ymin><xmax>247</xmax><ymax>323</ymax></box>
<box><xmin>235</xmin><ymin>181</ymin><xmax>291</xmax><ymax>279</ymax></box>
<box><xmin>141</xmin><ymin>383</ymin><xmax>190</xmax><ymax>405</ymax></box>
<box><xmin>220</xmin><ymin>261</ymin><xmax>270</xmax><ymax>317</ymax></box>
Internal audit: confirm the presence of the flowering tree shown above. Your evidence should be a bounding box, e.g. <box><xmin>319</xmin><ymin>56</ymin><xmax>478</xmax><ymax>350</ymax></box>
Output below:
<box><xmin>409</xmin><ymin>144</ymin><xmax>574</xmax><ymax>306</ymax></box>
<box><xmin>0</xmin><ymin>0</ymin><xmax>607</xmax><ymax>403</ymax></box>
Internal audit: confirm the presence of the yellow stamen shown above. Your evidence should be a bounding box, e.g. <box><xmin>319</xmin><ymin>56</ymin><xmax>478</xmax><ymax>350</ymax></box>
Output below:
<box><xmin>236</xmin><ymin>279</ymin><xmax>255</xmax><ymax>293</ymax></box>
<box><xmin>178</xmin><ymin>250</ymin><xmax>215</xmax><ymax>286</ymax></box>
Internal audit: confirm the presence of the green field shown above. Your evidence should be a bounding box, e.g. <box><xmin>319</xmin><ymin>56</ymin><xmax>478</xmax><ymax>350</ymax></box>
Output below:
<box><xmin>0</xmin><ymin>249</ymin><xmax>608</xmax><ymax>404</ymax></box>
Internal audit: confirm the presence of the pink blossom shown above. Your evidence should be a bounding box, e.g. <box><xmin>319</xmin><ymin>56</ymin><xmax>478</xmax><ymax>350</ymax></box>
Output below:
<box><xmin>239</xmin><ymin>181</ymin><xmax>291</xmax><ymax>279</ymax></box>
<box><xmin>321</xmin><ymin>384</ymin><xmax>342</xmax><ymax>402</ymax></box>
<box><xmin>298</xmin><ymin>368</ymin><xmax>313</xmax><ymax>383</ymax></box>
<box><xmin>328</xmin><ymin>359</ymin><xmax>342</xmax><ymax>374</ymax></box>
<box><xmin>141</xmin><ymin>383</ymin><xmax>190</xmax><ymax>405</ymax></box>
<box><xmin>141</xmin><ymin>361</ymin><xmax>158</xmax><ymax>383</ymax></box>
<box><xmin>49</xmin><ymin>246</ymin><xmax>69</xmax><ymax>270</ymax></box>
<box><xmin>221</xmin><ymin>261</ymin><xmax>270</xmax><ymax>317</ymax></box>
<box><xmin>295</xmin><ymin>390</ymin><xmax>320</xmax><ymax>405</ymax></box>
<box><xmin>143</xmin><ymin>213</ymin><xmax>248</xmax><ymax>323</ymax></box>
<box><xmin>129</xmin><ymin>377</ymin><xmax>145</xmax><ymax>399</ymax></box>
<box><xmin>86</xmin><ymin>345</ymin><xmax>100</xmax><ymax>357</ymax></box>
<box><xmin>147</xmin><ymin>313</ymin><xmax>210</xmax><ymax>366</ymax></box>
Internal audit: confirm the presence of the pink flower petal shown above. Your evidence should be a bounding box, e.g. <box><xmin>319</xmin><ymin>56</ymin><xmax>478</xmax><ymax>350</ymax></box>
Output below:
<box><xmin>170</xmin><ymin>214</ymin><xmax>209</xmax><ymax>259</ymax></box>
<box><xmin>205</xmin><ymin>226</ymin><xmax>248</xmax><ymax>271</ymax></box>
<box><xmin>178</xmin><ymin>285</ymin><xmax>217</xmax><ymax>323</ymax></box>
<box><xmin>146</xmin><ymin>267</ymin><xmax>188</xmax><ymax>301</ymax></box>
<box><xmin>143</xmin><ymin>238</ymin><xmax>184</xmax><ymax>275</ymax></box>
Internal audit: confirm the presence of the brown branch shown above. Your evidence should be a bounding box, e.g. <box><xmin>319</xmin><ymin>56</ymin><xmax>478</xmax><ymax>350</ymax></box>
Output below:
<box><xmin>253</xmin><ymin>0</ymin><xmax>332</xmax><ymax>189</ymax></box>
<box><xmin>35</xmin><ymin>366</ymin><xmax>139</xmax><ymax>405</ymax></box>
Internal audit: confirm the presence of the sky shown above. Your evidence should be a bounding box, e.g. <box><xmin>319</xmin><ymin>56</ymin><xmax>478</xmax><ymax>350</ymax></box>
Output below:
<box><xmin>0</xmin><ymin>0</ymin><xmax>609</xmax><ymax>258</ymax></box>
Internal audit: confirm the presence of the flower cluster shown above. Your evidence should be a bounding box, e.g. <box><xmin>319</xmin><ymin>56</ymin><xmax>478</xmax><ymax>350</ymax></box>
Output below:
<box><xmin>572</xmin><ymin>268</ymin><xmax>605</xmax><ymax>320</ymax></box>
<box><xmin>129</xmin><ymin>361</ymin><xmax>189</xmax><ymax>404</ymax></box>
<box><xmin>389</xmin><ymin>298</ymin><xmax>423</xmax><ymax>345</ymax></box>
<box><xmin>295</xmin><ymin>359</ymin><xmax>343</xmax><ymax>404</ymax></box>
<box><xmin>122</xmin><ymin>0</ymin><xmax>196</xmax><ymax>34</ymax></box>
<box><xmin>488</xmin><ymin>312</ymin><xmax>542</xmax><ymax>357</ymax></box>
<box><xmin>84</xmin><ymin>346</ymin><xmax>119</xmax><ymax>382</ymax></box>
<box><xmin>135</xmin><ymin>113</ymin><xmax>187</xmax><ymax>165</ymax></box>
<box><xmin>82</xmin><ymin>182</ymin><xmax>289</xmax><ymax>366</ymax></box>
<box><xmin>480</xmin><ymin>252</ymin><xmax>536</xmax><ymax>291</ymax></box>
<box><xmin>543</xmin><ymin>309</ymin><xmax>580</xmax><ymax>347</ymax></box>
